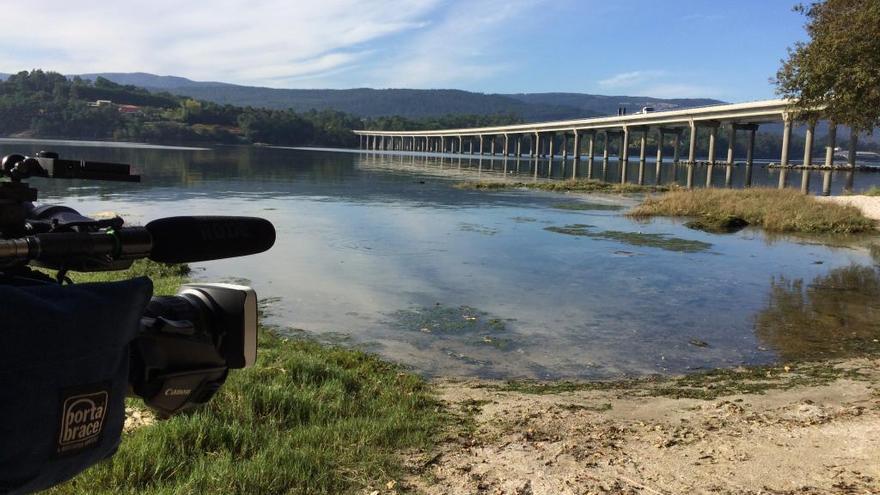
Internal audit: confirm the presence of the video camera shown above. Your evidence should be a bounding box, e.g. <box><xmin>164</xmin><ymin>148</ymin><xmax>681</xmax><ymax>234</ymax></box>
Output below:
<box><xmin>0</xmin><ymin>151</ymin><xmax>276</xmax><ymax>494</ymax></box>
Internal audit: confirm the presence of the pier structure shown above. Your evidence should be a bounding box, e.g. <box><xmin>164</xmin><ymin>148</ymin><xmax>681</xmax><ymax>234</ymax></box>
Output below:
<box><xmin>355</xmin><ymin>99</ymin><xmax>864</xmax><ymax>195</ymax></box>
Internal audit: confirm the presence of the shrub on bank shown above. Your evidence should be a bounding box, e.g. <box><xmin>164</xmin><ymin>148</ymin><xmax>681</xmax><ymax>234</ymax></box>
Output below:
<box><xmin>628</xmin><ymin>188</ymin><xmax>876</xmax><ymax>234</ymax></box>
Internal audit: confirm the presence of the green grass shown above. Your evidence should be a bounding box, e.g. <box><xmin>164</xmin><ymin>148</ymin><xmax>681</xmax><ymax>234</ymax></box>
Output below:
<box><xmin>49</xmin><ymin>260</ymin><xmax>445</xmax><ymax>495</ymax></box>
<box><xmin>455</xmin><ymin>179</ymin><xmax>671</xmax><ymax>194</ymax></box>
<box><xmin>863</xmin><ymin>186</ymin><xmax>880</xmax><ymax>196</ymax></box>
<box><xmin>629</xmin><ymin>188</ymin><xmax>877</xmax><ymax>234</ymax></box>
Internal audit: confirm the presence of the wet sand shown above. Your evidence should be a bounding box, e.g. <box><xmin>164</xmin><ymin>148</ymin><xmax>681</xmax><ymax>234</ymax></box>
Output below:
<box><xmin>400</xmin><ymin>358</ymin><xmax>880</xmax><ymax>495</ymax></box>
<box><xmin>819</xmin><ymin>195</ymin><xmax>880</xmax><ymax>221</ymax></box>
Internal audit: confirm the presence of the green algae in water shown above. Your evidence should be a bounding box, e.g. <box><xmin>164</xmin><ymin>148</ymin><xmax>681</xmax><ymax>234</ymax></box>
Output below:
<box><xmin>458</xmin><ymin>222</ymin><xmax>499</xmax><ymax>235</ymax></box>
<box><xmin>388</xmin><ymin>304</ymin><xmax>516</xmax><ymax>351</ymax></box>
<box><xmin>511</xmin><ymin>216</ymin><xmax>539</xmax><ymax>223</ymax></box>
<box><xmin>550</xmin><ymin>202</ymin><xmax>624</xmax><ymax>211</ymax></box>
<box><xmin>544</xmin><ymin>224</ymin><xmax>712</xmax><ymax>253</ymax></box>
<box><xmin>389</xmin><ymin>304</ymin><xmax>506</xmax><ymax>335</ymax></box>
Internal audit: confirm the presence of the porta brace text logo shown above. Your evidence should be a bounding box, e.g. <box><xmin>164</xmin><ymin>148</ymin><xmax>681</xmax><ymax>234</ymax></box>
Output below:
<box><xmin>58</xmin><ymin>390</ymin><xmax>108</xmax><ymax>454</ymax></box>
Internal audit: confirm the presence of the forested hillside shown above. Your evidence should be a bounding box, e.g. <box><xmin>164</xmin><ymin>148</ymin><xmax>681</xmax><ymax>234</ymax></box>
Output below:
<box><xmin>0</xmin><ymin>70</ymin><xmax>521</xmax><ymax>146</ymax></box>
<box><xmin>77</xmin><ymin>72</ymin><xmax>722</xmax><ymax>121</ymax></box>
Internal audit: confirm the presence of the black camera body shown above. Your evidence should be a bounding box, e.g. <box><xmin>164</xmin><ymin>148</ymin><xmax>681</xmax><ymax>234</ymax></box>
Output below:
<box><xmin>134</xmin><ymin>282</ymin><xmax>258</xmax><ymax>415</ymax></box>
<box><xmin>0</xmin><ymin>152</ymin><xmax>275</xmax><ymax>494</ymax></box>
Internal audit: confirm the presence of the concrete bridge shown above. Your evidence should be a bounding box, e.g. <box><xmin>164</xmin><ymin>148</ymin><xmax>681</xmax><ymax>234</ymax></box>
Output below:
<box><xmin>354</xmin><ymin>99</ymin><xmax>863</xmax><ymax>194</ymax></box>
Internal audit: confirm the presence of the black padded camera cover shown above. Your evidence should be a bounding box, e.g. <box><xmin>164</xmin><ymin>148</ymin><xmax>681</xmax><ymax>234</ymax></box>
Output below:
<box><xmin>0</xmin><ymin>277</ymin><xmax>152</xmax><ymax>494</ymax></box>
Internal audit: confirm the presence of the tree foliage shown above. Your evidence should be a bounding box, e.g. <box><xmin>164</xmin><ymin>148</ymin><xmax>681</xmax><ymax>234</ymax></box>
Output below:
<box><xmin>775</xmin><ymin>0</ymin><xmax>880</xmax><ymax>130</ymax></box>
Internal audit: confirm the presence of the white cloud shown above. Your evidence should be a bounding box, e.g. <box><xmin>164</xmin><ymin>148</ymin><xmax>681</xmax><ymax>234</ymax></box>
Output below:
<box><xmin>597</xmin><ymin>70</ymin><xmax>666</xmax><ymax>90</ymax></box>
<box><xmin>368</xmin><ymin>0</ymin><xmax>546</xmax><ymax>88</ymax></box>
<box><xmin>638</xmin><ymin>83</ymin><xmax>721</xmax><ymax>99</ymax></box>
<box><xmin>597</xmin><ymin>70</ymin><xmax>722</xmax><ymax>99</ymax></box>
<box><xmin>0</xmin><ymin>0</ymin><xmax>444</xmax><ymax>87</ymax></box>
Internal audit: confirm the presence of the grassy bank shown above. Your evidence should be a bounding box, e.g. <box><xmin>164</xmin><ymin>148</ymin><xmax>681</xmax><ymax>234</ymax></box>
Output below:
<box><xmin>455</xmin><ymin>179</ymin><xmax>671</xmax><ymax>194</ymax></box>
<box><xmin>629</xmin><ymin>188</ymin><xmax>877</xmax><ymax>234</ymax></box>
<box><xmin>50</xmin><ymin>260</ymin><xmax>445</xmax><ymax>495</ymax></box>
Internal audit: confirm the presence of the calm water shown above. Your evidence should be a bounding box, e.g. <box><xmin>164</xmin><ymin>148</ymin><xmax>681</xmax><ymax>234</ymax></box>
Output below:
<box><xmin>3</xmin><ymin>139</ymin><xmax>879</xmax><ymax>379</ymax></box>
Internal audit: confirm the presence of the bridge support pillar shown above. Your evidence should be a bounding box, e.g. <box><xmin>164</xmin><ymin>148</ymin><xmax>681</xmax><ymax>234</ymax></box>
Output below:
<box><xmin>847</xmin><ymin>129</ymin><xmax>858</xmax><ymax>168</ymax></box>
<box><xmin>745</xmin><ymin>127</ymin><xmax>756</xmax><ymax>187</ymax></box>
<box><xmin>548</xmin><ymin>133</ymin><xmax>555</xmax><ymax>160</ymax></box>
<box><xmin>824</xmin><ymin>124</ymin><xmax>836</xmax><ymax>168</ymax></box>
<box><xmin>587</xmin><ymin>132</ymin><xmax>595</xmax><ymax>179</ymax></box>
<box><xmin>620</xmin><ymin>128</ymin><xmax>629</xmax><ymax>184</ymax></box>
<box><xmin>655</xmin><ymin>130</ymin><xmax>664</xmax><ymax>185</ymax></box>
<box><xmin>516</xmin><ymin>136</ymin><xmax>522</xmax><ymax>157</ymax></box>
<box><xmin>602</xmin><ymin>131</ymin><xmax>610</xmax><ymax>164</ymax></box>
<box><xmin>844</xmin><ymin>130</ymin><xmax>858</xmax><ymax>192</ymax></box>
<box><xmin>686</xmin><ymin>124</ymin><xmax>697</xmax><ymax>188</ymax></box>
<box><xmin>726</xmin><ymin>125</ymin><xmax>736</xmax><ymax>166</ymax></box>
<box><xmin>637</xmin><ymin>129</ymin><xmax>647</xmax><ymax>185</ymax></box>
<box><xmin>687</xmin><ymin>123</ymin><xmax>697</xmax><ymax>165</ymax></box>
<box><xmin>779</xmin><ymin>118</ymin><xmax>792</xmax><ymax>188</ymax></box>
<box><xmin>821</xmin><ymin>124</ymin><xmax>836</xmax><ymax>196</ymax></box>
<box><xmin>673</xmin><ymin>131</ymin><xmax>681</xmax><ymax>164</ymax></box>
<box><xmin>490</xmin><ymin>136</ymin><xmax>496</xmax><ymax>156</ymax></box>
<box><xmin>561</xmin><ymin>133</ymin><xmax>568</xmax><ymax>161</ymax></box>
<box><xmin>503</xmin><ymin>134</ymin><xmax>509</xmax><ymax>156</ymax></box>
<box><xmin>479</xmin><ymin>135</ymin><xmax>484</xmax><ymax>155</ymax></box>
<box><xmin>707</xmin><ymin>127</ymin><xmax>717</xmax><ymax>165</ymax></box>
<box><xmin>572</xmin><ymin>131</ymin><xmax>581</xmax><ymax>179</ymax></box>
<box><xmin>801</xmin><ymin>121</ymin><xmax>815</xmax><ymax>194</ymax></box>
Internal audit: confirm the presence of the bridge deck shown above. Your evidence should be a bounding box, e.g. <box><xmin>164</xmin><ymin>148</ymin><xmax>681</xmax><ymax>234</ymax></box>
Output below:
<box><xmin>353</xmin><ymin>99</ymin><xmax>791</xmax><ymax>137</ymax></box>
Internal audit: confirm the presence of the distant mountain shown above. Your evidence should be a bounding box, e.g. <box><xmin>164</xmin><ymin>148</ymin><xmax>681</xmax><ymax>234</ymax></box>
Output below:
<box><xmin>77</xmin><ymin>72</ymin><xmax>723</xmax><ymax>122</ymax></box>
<box><xmin>77</xmin><ymin>72</ymin><xmax>231</xmax><ymax>89</ymax></box>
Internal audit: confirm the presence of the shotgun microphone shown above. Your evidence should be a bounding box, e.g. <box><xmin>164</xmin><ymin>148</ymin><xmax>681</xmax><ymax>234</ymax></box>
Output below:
<box><xmin>146</xmin><ymin>216</ymin><xmax>276</xmax><ymax>263</ymax></box>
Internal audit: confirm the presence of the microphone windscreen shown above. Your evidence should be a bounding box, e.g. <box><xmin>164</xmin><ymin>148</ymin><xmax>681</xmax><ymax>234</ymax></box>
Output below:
<box><xmin>146</xmin><ymin>216</ymin><xmax>276</xmax><ymax>263</ymax></box>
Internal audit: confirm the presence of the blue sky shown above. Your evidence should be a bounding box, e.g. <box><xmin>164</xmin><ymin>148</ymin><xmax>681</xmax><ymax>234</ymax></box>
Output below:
<box><xmin>0</xmin><ymin>0</ymin><xmax>808</xmax><ymax>102</ymax></box>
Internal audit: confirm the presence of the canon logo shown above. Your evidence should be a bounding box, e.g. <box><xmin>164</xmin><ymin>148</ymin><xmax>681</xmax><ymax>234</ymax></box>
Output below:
<box><xmin>164</xmin><ymin>388</ymin><xmax>192</xmax><ymax>397</ymax></box>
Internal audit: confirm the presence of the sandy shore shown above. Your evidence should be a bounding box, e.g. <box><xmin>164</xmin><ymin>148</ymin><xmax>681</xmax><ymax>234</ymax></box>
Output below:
<box><xmin>818</xmin><ymin>195</ymin><xmax>880</xmax><ymax>221</ymax></box>
<box><xmin>401</xmin><ymin>359</ymin><xmax>880</xmax><ymax>495</ymax></box>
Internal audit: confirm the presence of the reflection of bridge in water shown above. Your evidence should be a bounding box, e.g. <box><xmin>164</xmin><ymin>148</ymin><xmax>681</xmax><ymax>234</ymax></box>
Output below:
<box><xmin>354</xmin><ymin>99</ymin><xmax>867</xmax><ymax>196</ymax></box>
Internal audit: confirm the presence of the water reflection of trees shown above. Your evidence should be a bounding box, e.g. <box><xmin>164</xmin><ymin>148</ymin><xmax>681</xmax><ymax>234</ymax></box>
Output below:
<box><xmin>755</xmin><ymin>264</ymin><xmax>880</xmax><ymax>360</ymax></box>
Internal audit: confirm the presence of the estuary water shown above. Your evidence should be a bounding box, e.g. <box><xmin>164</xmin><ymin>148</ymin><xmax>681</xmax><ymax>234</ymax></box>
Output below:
<box><xmin>3</xmin><ymin>139</ymin><xmax>879</xmax><ymax>379</ymax></box>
